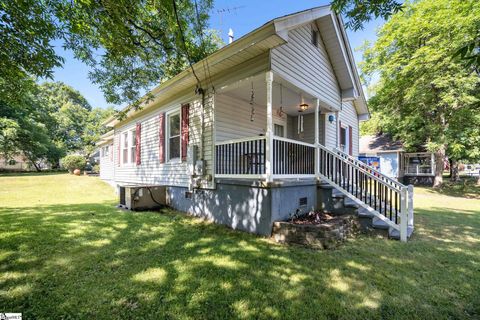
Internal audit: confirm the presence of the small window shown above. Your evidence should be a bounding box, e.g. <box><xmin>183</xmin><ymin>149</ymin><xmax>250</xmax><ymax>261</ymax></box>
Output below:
<box><xmin>274</xmin><ymin>124</ymin><xmax>285</xmax><ymax>137</ymax></box>
<box><xmin>122</xmin><ymin>132</ymin><xmax>129</xmax><ymax>164</ymax></box>
<box><xmin>311</xmin><ymin>28</ymin><xmax>319</xmax><ymax>47</ymax></box>
<box><xmin>130</xmin><ymin>129</ymin><xmax>136</xmax><ymax>163</ymax></box>
<box><xmin>340</xmin><ymin>127</ymin><xmax>347</xmax><ymax>150</ymax></box>
<box><xmin>167</xmin><ymin>111</ymin><xmax>181</xmax><ymax>160</ymax></box>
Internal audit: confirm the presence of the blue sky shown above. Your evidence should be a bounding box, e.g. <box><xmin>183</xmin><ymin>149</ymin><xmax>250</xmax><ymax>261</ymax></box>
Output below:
<box><xmin>49</xmin><ymin>0</ymin><xmax>383</xmax><ymax>109</ymax></box>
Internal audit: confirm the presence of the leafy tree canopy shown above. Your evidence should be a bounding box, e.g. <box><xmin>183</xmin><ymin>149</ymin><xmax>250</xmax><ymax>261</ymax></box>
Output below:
<box><xmin>1</xmin><ymin>0</ymin><xmax>217</xmax><ymax>110</ymax></box>
<box><xmin>361</xmin><ymin>0</ymin><xmax>480</xmax><ymax>185</ymax></box>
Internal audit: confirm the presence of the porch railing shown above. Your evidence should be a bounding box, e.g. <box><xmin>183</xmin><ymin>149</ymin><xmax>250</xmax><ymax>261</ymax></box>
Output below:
<box><xmin>273</xmin><ymin>137</ymin><xmax>315</xmax><ymax>175</ymax></box>
<box><xmin>215</xmin><ymin>136</ymin><xmax>266</xmax><ymax>176</ymax></box>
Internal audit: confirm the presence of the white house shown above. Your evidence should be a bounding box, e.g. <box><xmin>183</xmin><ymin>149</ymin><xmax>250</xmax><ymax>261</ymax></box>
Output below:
<box><xmin>99</xmin><ymin>6</ymin><xmax>414</xmax><ymax>241</ymax></box>
<box><xmin>360</xmin><ymin>134</ymin><xmax>436</xmax><ymax>186</ymax></box>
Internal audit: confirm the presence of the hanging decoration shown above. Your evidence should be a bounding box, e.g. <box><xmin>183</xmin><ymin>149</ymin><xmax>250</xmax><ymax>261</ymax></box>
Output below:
<box><xmin>276</xmin><ymin>84</ymin><xmax>285</xmax><ymax>118</ymax></box>
<box><xmin>249</xmin><ymin>82</ymin><xmax>255</xmax><ymax>122</ymax></box>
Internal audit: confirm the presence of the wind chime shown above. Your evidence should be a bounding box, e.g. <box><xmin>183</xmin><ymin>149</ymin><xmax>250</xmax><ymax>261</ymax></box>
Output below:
<box><xmin>298</xmin><ymin>94</ymin><xmax>305</xmax><ymax>136</ymax></box>
<box><xmin>249</xmin><ymin>82</ymin><xmax>255</xmax><ymax>122</ymax></box>
<box><xmin>276</xmin><ymin>84</ymin><xmax>285</xmax><ymax>118</ymax></box>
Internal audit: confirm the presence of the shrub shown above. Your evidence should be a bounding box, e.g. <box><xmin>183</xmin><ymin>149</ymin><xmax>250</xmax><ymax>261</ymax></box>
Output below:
<box><xmin>61</xmin><ymin>155</ymin><xmax>86</xmax><ymax>173</ymax></box>
<box><xmin>93</xmin><ymin>164</ymin><xmax>100</xmax><ymax>173</ymax></box>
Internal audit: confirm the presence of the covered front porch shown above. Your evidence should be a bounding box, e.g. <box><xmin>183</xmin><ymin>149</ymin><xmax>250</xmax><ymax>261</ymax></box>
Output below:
<box><xmin>214</xmin><ymin>71</ymin><xmax>337</xmax><ymax>181</ymax></box>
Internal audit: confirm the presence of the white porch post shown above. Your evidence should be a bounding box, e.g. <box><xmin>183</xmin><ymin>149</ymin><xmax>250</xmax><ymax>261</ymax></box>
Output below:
<box><xmin>265</xmin><ymin>71</ymin><xmax>274</xmax><ymax>182</ymax></box>
<box><xmin>400</xmin><ymin>186</ymin><xmax>408</xmax><ymax>242</ymax></box>
<box><xmin>314</xmin><ymin>98</ymin><xmax>320</xmax><ymax>178</ymax></box>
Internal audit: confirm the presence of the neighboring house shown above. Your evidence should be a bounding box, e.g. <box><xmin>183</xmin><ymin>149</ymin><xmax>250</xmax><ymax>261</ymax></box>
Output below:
<box><xmin>99</xmin><ymin>6</ymin><xmax>414</xmax><ymax>241</ymax></box>
<box><xmin>359</xmin><ymin>134</ymin><xmax>435</xmax><ymax>186</ymax></box>
<box><xmin>0</xmin><ymin>154</ymin><xmax>50</xmax><ymax>171</ymax></box>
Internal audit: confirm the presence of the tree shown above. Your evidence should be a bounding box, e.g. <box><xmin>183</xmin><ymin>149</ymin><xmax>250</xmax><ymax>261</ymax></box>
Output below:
<box><xmin>331</xmin><ymin>0</ymin><xmax>403</xmax><ymax>31</ymax></box>
<box><xmin>82</xmin><ymin>107</ymin><xmax>116</xmax><ymax>159</ymax></box>
<box><xmin>361</xmin><ymin>0</ymin><xmax>480</xmax><ymax>187</ymax></box>
<box><xmin>0</xmin><ymin>82</ymin><xmax>58</xmax><ymax>171</ymax></box>
<box><xmin>331</xmin><ymin>0</ymin><xmax>480</xmax><ymax>71</ymax></box>
<box><xmin>1</xmin><ymin>0</ymin><xmax>217</xmax><ymax>113</ymax></box>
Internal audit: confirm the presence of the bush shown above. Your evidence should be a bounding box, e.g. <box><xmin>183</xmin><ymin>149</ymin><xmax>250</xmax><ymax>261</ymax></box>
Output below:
<box><xmin>61</xmin><ymin>155</ymin><xmax>86</xmax><ymax>173</ymax></box>
<box><xmin>93</xmin><ymin>164</ymin><xmax>100</xmax><ymax>173</ymax></box>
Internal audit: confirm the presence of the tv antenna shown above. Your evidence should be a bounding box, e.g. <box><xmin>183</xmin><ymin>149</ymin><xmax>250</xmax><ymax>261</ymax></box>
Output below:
<box><xmin>215</xmin><ymin>5</ymin><xmax>246</xmax><ymax>41</ymax></box>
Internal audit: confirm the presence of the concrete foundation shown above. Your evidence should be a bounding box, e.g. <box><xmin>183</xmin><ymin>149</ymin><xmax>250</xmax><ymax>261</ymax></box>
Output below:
<box><xmin>167</xmin><ymin>179</ymin><xmax>318</xmax><ymax>236</ymax></box>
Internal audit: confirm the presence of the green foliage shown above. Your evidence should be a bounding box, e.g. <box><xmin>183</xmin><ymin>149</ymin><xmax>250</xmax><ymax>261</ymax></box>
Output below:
<box><xmin>61</xmin><ymin>154</ymin><xmax>86</xmax><ymax>172</ymax></box>
<box><xmin>361</xmin><ymin>0</ymin><xmax>480</xmax><ymax>164</ymax></box>
<box><xmin>331</xmin><ymin>0</ymin><xmax>403</xmax><ymax>31</ymax></box>
<box><xmin>1</xmin><ymin>0</ymin><xmax>217</xmax><ymax>113</ymax></box>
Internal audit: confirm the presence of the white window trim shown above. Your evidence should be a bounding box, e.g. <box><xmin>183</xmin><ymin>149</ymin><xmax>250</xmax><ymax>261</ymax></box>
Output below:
<box><xmin>339</xmin><ymin>123</ymin><xmax>350</xmax><ymax>153</ymax></box>
<box><xmin>121</xmin><ymin>129</ymin><xmax>137</xmax><ymax>167</ymax></box>
<box><xmin>273</xmin><ymin>122</ymin><xmax>286</xmax><ymax>138</ymax></box>
<box><xmin>166</xmin><ymin>108</ymin><xmax>182</xmax><ymax>163</ymax></box>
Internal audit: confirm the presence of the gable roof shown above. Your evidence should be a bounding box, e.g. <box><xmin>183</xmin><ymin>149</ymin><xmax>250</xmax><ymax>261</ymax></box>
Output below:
<box><xmin>105</xmin><ymin>5</ymin><xmax>368</xmax><ymax>127</ymax></box>
<box><xmin>360</xmin><ymin>135</ymin><xmax>404</xmax><ymax>154</ymax></box>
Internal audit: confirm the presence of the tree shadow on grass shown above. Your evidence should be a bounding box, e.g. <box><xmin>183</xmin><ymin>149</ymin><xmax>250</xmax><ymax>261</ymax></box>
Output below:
<box><xmin>0</xmin><ymin>203</ymin><xmax>479</xmax><ymax>319</ymax></box>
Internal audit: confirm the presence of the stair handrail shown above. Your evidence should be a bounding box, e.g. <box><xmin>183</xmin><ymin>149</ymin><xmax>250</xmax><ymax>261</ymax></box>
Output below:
<box><xmin>319</xmin><ymin>145</ymin><xmax>402</xmax><ymax>191</ymax></box>
<box><xmin>333</xmin><ymin>147</ymin><xmax>405</xmax><ymax>190</ymax></box>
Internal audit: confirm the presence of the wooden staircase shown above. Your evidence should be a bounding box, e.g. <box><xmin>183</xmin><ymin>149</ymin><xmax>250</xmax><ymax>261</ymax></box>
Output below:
<box><xmin>317</xmin><ymin>145</ymin><xmax>414</xmax><ymax>241</ymax></box>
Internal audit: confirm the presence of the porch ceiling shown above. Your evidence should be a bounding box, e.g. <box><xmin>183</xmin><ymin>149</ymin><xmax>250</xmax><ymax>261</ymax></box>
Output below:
<box><xmin>218</xmin><ymin>73</ymin><xmax>327</xmax><ymax>115</ymax></box>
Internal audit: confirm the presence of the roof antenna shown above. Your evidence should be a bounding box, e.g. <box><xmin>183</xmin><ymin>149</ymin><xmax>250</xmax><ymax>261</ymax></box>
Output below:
<box><xmin>228</xmin><ymin>28</ymin><xmax>234</xmax><ymax>44</ymax></box>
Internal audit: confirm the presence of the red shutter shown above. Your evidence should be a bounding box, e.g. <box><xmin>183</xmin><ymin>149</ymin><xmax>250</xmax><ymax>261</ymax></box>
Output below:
<box><xmin>159</xmin><ymin>113</ymin><xmax>165</xmax><ymax>163</ymax></box>
<box><xmin>181</xmin><ymin>103</ymin><xmax>190</xmax><ymax>161</ymax></box>
<box><xmin>116</xmin><ymin>134</ymin><xmax>120</xmax><ymax>167</ymax></box>
<box><xmin>348</xmin><ymin>125</ymin><xmax>353</xmax><ymax>156</ymax></box>
<box><xmin>136</xmin><ymin>123</ymin><xmax>141</xmax><ymax>165</ymax></box>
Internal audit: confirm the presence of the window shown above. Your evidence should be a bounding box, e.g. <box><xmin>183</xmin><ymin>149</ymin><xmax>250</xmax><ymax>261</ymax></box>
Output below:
<box><xmin>311</xmin><ymin>27</ymin><xmax>319</xmax><ymax>47</ymax></box>
<box><xmin>167</xmin><ymin>111</ymin><xmax>181</xmax><ymax>161</ymax></box>
<box><xmin>121</xmin><ymin>129</ymin><xmax>137</xmax><ymax>165</ymax></box>
<box><xmin>404</xmin><ymin>153</ymin><xmax>434</xmax><ymax>175</ymax></box>
<box><xmin>130</xmin><ymin>129</ymin><xmax>136</xmax><ymax>164</ymax></box>
<box><xmin>122</xmin><ymin>132</ymin><xmax>129</xmax><ymax>164</ymax></box>
<box><xmin>274</xmin><ymin>124</ymin><xmax>285</xmax><ymax>137</ymax></box>
<box><xmin>340</xmin><ymin>126</ymin><xmax>347</xmax><ymax>151</ymax></box>
<box><xmin>102</xmin><ymin>146</ymin><xmax>109</xmax><ymax>157</ymax></box>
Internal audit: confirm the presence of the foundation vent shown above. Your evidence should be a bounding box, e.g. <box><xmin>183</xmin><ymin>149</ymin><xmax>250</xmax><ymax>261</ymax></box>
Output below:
<box><xmin>299</xmin><ymin>197</ymin><xmax>308</xmax><ymax>207</ymax></box>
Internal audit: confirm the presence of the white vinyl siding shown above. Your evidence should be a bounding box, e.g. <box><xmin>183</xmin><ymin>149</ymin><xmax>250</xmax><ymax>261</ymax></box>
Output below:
<box><xmin>215</xmin><ymin>93</ymin><xmax>287</xmax><ymax>142</ymax></box>
<box><xmin>271</xmin><ymin>24</ymin><xmax>341</xmax><ymax>110</ymax></box>
<box><xmin>99</xmin><ymin>143</ymin><xmax>114</xmax><ymax>181</ymax></box>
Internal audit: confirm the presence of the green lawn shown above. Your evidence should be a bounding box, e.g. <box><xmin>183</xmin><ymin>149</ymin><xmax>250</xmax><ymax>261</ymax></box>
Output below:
<box><xmin>0</xmin><ymin>173</ymin><xmax>479</xmax><ymax>319</ymax></box>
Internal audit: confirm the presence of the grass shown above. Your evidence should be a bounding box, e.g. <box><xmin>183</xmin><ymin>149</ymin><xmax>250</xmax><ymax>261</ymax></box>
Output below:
<box><xmin>0</xmin><ymin>173</ymin><xmax>479</xmax><ymax>319</ymax></box>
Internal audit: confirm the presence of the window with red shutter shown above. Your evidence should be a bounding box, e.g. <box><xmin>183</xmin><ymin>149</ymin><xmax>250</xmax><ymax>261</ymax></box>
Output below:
<box><xmin>181</xmin><ymin>103</ymin><xmax>190</xmax><ymax>161</ymax></box>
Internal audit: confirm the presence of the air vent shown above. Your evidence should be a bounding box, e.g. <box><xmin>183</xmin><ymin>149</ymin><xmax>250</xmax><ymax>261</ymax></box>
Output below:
<box><xmin>299</xmin><ymin>197</ymin><xmax>308</xmax><ymax>206</ymax></box>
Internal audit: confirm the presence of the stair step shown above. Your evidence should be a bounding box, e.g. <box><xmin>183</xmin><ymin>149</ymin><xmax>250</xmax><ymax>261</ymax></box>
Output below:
<box><xmin>318</xmin><ymin>182</ymin><xmax>335</xmax><ymax>190</ymax></box>
<box><xmin>343</xmin><ymin>198</ymin><xmax>360</xmax><ymax>208</ymax></box>
<box><xmin>389</xmin><ymin>227</ymin><xmax>414</xmax><ymax>240</ymax></box>
<box><xmin>372</xmin><ymin>217</ymin><xmax>390</xmax><ymax>230</ymax></box>
<box><xmin>357</xmin><ymin>207</ymin><xmax>375</xmax><ymax>218</ymax></box>
<box><xmin>331</xmin><ymin>189</ymin><xmax>345</xmax><ymax>198</ymax></box>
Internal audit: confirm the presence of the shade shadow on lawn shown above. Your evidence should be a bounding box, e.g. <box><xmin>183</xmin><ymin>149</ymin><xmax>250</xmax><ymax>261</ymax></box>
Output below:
<box><xmin>0</xmin><ymin>201</ymin><xmax>479</xmax><ymax>319</ymax></box>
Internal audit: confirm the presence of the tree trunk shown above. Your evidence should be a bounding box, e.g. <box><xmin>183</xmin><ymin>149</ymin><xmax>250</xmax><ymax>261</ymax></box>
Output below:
<box><xmin>450</xmin><ymin>159</ymin><xmax>460</xmax><ymax>182</ymax></box>
<box><xmin>433</xmin><ymin>148</ymin><xmax>445</xmax><ymax>188</ymax></box>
